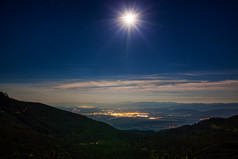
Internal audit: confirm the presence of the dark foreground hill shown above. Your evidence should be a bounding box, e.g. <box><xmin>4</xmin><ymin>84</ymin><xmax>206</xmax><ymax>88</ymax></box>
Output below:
<box><xmin>0</xmin><ymin>92</ymin><xmax>143</xmax><ymax>159</ymax></box>
<box><xmin>0</xmin><ymin>92</ymin><xmax>121</xmax><ymax>142</ymax></box>
<box><xmin>145</xmin><ymin>116</ymin><xmax>238</xmax><ymax>159</ymax></box>
<box><xmin>1</xmin><ymin>92</ymin><xmax>238</xmax><ymax>159</ymax></box>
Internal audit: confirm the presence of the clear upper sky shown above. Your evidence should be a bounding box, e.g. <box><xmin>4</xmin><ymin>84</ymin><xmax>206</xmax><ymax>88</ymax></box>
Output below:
<box><xmin>0</xmin><ymin>0</ymin><xmax>238</xmax><ymax>105</ymax></box>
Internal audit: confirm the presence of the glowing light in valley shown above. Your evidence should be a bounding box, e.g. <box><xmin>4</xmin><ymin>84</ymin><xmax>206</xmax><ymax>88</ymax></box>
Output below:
<box><xmin>200</xmin><ymin>117</ymin><xmax>210</xmax><ymax>121</ymax></box>
<box><xmin>76</xmin><ymin>106</ymin><xmax>95</xmax><ymax>108</ymax></box>
<box><xmin>149</xmin><ymin>117</ymin><xmax>163</xmax><ymax>120</ymax></box>
<box><xmin>79</xmin><ymin>109</ymin><xmax>165</xmax><ymax>120</ymax></box>
<box><xmin>168</xmin><ymin>126</ymin><xmax>177</xmax><ymax>129</ymax></box>
<box><xmin>84</xmin><ymin>111</ymin><xmax>149</xmax><ymax>118</ymax></box>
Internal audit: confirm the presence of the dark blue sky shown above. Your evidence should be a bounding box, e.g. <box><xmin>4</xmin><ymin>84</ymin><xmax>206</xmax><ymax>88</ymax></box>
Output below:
<box><xmin>0</xmin><ymin>0</ymin><xmax>238</xmax><ymax>104</ymax></box>
<box><xmin>1</xmin><ymin>0</ymin><xmax>238</xmax><ymax>81</ymax></box>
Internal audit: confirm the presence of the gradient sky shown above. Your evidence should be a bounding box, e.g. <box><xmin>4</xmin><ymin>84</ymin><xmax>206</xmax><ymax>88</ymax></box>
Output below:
<box><xmin>0</xmin><ymin>0</ymin><xmax>238</xmax><ymax>105</ymax></box>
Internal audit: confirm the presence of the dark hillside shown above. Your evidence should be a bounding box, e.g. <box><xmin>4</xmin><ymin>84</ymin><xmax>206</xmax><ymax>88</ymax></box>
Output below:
<box><xmin>145</xmin><ymin>116</ymin><xmax>238</xmax><ymax>159</ymax></box>
<box><xmin>0</xmin><ymin>92</ymin><xmax>121</xmax><ymax>142</ymax></box>
<box><xmin>1</xmin><ymin>92</ymin><xmax>238</xmax><ymax>159</ymax></box>
<box><xmin>0</xmin><ymin>92</ymin><xmax>143</xmax><ymax>159</ymax></box>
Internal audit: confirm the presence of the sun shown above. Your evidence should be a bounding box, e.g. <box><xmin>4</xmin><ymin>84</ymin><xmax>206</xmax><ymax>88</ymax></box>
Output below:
<box><xmin>122</xmin><ymin>12</ymin><xmax>137</xmax><ymax>25</ymax></box>
<box><xmin>115</xmin><ymin>7</ymin><xmax>144</xmax><ymax>34</ymax></box>
<box><xmin>120</xmin><ymin>11</ymin><xmax>138</xmax><ymax>27</ymax></box>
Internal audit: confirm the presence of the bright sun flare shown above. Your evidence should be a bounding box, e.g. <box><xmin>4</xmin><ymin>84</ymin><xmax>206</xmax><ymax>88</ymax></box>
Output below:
<box><xmin>121</xmin><ymin>12</ymin><xmax>138</xmax><ymax>26</ymax></box>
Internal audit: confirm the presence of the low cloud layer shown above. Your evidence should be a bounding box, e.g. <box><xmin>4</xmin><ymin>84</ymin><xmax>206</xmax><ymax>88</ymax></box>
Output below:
<box><xmin>1</xmin><ymin>73</ymin><xmax>238</xmax><ymax>104</ymax></box>
<box><xmin>54</xmin><ymin>79</ymin><xmax>238</xmax><ymax>92</ymax></box>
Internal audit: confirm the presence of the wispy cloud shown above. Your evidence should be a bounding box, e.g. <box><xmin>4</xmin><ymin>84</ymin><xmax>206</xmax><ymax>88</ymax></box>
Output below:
<box><xmin>1</xmin><ymin>72</ymin><xmax>238</xmax><ymax>104</ymax></box>
<box><xmin>52</xmin><ymin>79</ymin><xmax>238</xmax><ymax>93</ymax></box>
<box><xmin>54</xmin><ymin>79</ymin><xmax>189</xmax><ymax>89</ymax></box>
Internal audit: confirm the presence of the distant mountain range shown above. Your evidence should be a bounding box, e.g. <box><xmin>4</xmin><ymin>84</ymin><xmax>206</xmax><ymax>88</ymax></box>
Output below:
<box><xmin>1</xmin><ymin>92</ymin><xmax>238</xmax><ymax>159</ymax></box>
<box><xmin>66</xmin><ymin>105</ymin><xmax>238</xmax><ymax>131</ymax></box>
<box><xmin>65</xmin><ymin>102</ymin><xmax>238</xmax><ymax>110</ymax></box>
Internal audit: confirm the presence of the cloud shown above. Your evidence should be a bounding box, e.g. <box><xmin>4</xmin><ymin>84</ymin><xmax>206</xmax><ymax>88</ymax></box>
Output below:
<box><xmin>53</xmin><ymin>79</ymin><xmax>189</xmax><ymax>89</ymax></box>
<box><xmin>1</xmin><ymin>73</ymin><xmax>238</xmax><ymax>103</ymax></box>
<box><xmin>53</xmin><ymin>79</ymin><xmax>238</xmax><ymax>93</ymax></box>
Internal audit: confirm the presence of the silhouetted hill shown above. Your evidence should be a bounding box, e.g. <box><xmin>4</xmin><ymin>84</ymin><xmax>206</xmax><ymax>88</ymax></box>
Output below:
<box><xmin>0</xmin><ymin>92</ymin><xmax>121</xmax><ymax>142</ymax></box>
<box><xmin>145</xmin><ymin>116</ymin><xmax>238</xmax><ymax>159</ymax></box>
<box><xmin>156</xmin><ymin>115</ymin><xmax>238</xmax><ymax>136</ymax></box>
<box><xmin>0</xmin><ymin>92</ymin><xmax>140</xmax><ymax>159</ymax></box>
<box><xmin>1</xmin><ymin>91</ymin><xmax>238</xmax><ymax>159</ymax></box>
